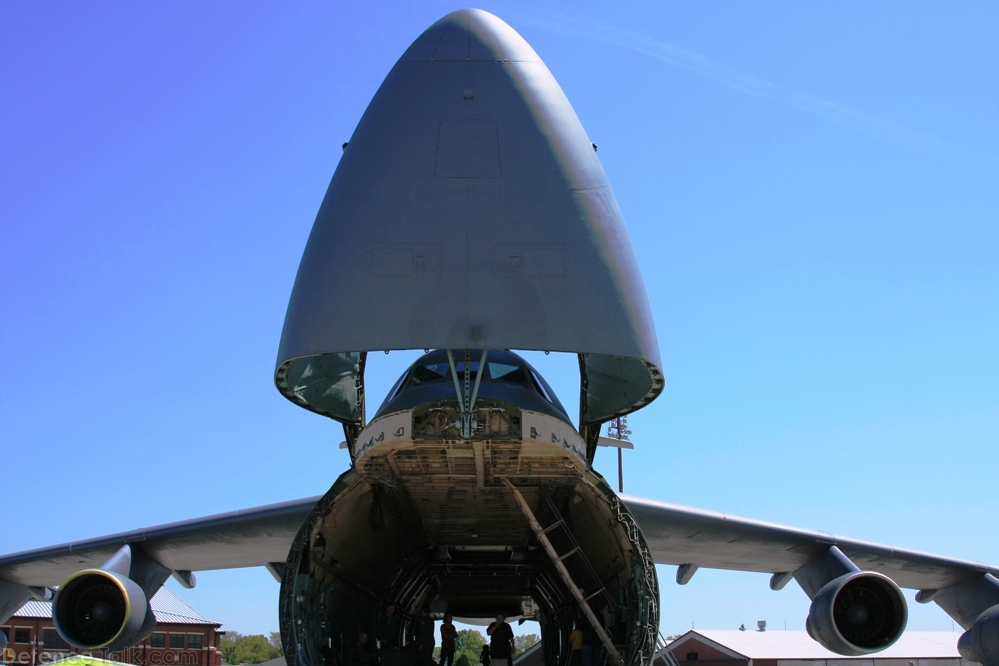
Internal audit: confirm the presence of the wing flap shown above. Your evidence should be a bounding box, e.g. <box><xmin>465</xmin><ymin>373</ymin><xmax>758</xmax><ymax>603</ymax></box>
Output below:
<box><xmin>622</xmin><ymin>494</ymin><xmax>997</xmax><ymax>590</ymax></box>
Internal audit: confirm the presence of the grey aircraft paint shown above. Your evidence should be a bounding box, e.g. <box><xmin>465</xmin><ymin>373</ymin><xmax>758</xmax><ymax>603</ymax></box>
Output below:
<box><xmin>4</xmin><ymin>493</ymin><xmax>997</xmax><ymax>592</ymax></box>
<box><xmin>274</xmin><ymin>8</ymin><xmax>663</xmax><ymax>432</ymax></box>
<box><xmin>4</xmin><ymin>9</ymin><xmax>999</xmax><ymax>666</ymax></box>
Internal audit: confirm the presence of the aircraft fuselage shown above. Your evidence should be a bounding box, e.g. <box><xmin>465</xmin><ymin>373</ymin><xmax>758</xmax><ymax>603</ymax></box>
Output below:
<box><xmin>278</xmin><ymin>350</ymin><xmax>659</xmax><ymax>666</ymax></box>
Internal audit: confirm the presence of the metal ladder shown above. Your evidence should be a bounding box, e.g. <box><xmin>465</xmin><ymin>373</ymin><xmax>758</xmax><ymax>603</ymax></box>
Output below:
<box><xmin>535</xmin><ymin>484</ymin><xmax>616</xmax><ymax>613</ymax></box>
<box><xmin>654</xmin><ymin>634</ymin><xmax>681</xmax><ymax>666</ymax></box>
<box><xmin>502</xmin><ymin>479</ymin><xmax>622</xmax><ymax>665</ymax></box>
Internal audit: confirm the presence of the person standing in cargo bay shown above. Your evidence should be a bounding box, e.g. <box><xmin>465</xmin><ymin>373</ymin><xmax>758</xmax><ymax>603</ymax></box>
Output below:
<box><xmin>581</xmin><ymin>616</ymin><xmax>603</xmax><ymax>666</ymax></box>
<box><xmin>486</xmin><ymin>613</ymin><xmax>514</xmax><ymax>666</ymax></box>
<box><xmin>413</xmin><ymin>607</ymin><xmax>436</xmax><ymax>666</ymax></box>
<box><xmin>439</xmin><ymin>613</ymin><xmax>458</xmax><ymax>666</ymax></box>
<box><xmin>569</xmin><ymin>619</ymin><xmax>584</xmax><ymax>666</ymax></box>
<box><xmin>374</xmin><ymin>603</ymin><xmax>401</xmax><ymax>649</ymax></box>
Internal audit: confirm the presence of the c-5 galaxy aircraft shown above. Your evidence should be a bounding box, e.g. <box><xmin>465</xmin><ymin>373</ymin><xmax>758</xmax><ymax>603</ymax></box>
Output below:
<box><xmin>1</xmin><ymin>9</ymin><xmax>997</xmax><ymax>666</ymax></box>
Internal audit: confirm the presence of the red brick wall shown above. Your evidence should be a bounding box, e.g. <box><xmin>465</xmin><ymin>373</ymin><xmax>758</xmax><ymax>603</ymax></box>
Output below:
<box><xmin>1</xmin><ymin>618</ymin><xmax>222</xmax><ymax>666</ymax></box>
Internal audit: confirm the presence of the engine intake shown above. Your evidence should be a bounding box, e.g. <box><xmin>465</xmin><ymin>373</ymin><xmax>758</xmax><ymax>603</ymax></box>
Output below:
<box><xmin>53</xmin><ymin>568</ymin><xmax>150</xmax><ymax>650</ymax></box>
<box><xmin>958</xmin><ymin>604</ymin><xmax>999</xmax><ymax>666</ymax></box>
<box><xmin>806</xmin><ymin>571</ymin><xmax>907</xmax><ymax>656</ymax></box>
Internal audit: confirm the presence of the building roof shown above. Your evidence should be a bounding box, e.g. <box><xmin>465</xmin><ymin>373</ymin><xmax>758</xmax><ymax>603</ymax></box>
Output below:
<box><xmin>669</xmin><ymin>630</ymin><xmax>961</xmax><ymax>660</ymax></box>
<box><xmin>13</xmin><ymin>587</ymin><xmax>219</xmax><ymax>626</ymax></box>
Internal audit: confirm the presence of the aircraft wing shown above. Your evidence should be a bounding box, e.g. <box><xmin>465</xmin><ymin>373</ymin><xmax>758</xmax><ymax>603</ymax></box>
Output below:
<box><xmin>0</xmin><ymin>496</ymin><xmax>318</xmax><ymax>589</ymax></box>
<box><xmin>623</xmin><ymin>494</ymin><xmax>999</xmax><ymax>590</ymax></box>
<box><xmin>4</xmin><ymin>490</ymin><xmax>999</xmax><ymax>659</ymax></box>
<box><xmin>3</xmin><ymin>493</ymin><xmax>994</xmax><ymax>594</ymax></box>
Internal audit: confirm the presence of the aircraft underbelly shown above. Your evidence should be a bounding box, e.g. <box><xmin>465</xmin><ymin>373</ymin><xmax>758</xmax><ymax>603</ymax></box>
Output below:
<box><xmin>353</xmin><ymin>407</ymin><xmax>590</xmax><ymax>545</ymax></box>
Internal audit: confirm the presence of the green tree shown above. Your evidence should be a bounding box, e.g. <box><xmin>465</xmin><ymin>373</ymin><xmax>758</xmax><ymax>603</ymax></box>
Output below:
<box><xmin>455</xmin><ymin>629</ymin><xmax>486</xmax><ymax>654</ymax></box>
<box><xmin>512</xmin><ymin>634</ymin><xmax>539</xmax><ymax>658</ymax></box>
<box><xmin>269</xmin><ymin>632</ymin><xmax>283</xmax><ymax>654</ymax></box>
<box><xmin>220</xmin><ymin>631</ymin><xmax>244</xmax><ymax>664</ymax></box>
<box><xmin>220</xmin><ymin>632</ymin><xmax>282</xmax><ymax>664</ymax></box>
<box><xmin>454</xmin><ymin>629</ymin><xmax>486</xmax><ymax>666</ymax></box>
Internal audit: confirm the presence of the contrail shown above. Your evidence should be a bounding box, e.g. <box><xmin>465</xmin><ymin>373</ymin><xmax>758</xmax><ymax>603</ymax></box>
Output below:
<box><xmin>521</xmin><ymin>9</ymin><xmax>991</xmax><ymax>161</ymax></box>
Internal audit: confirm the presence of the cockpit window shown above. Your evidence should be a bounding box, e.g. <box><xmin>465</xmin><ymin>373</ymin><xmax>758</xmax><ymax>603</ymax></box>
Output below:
<box><xmin>384</xmin><ymin>370</ymin><xmax>410</xmax><ymax>403</ymax></box>
<box><xmin>406</xmin><ymin>360</ymin><xmax>483</xmax><ymax>388</ymax></box>
<box><xmin>408</xmin><ymin>362</ymin><xmax>451</xmax><ymax>385</ymax></box>
<box><xmin>529</xmin><ymin>369</ymin><xmax>555</xmax><ymax>404</ymax></box>
<box><xmin>453</xmin><ymin>360</ymin><xmax>480</xmax><ymax>376</ymax></box>
<box><xmin>375</xmin><ymin>350</ymin><xmax>569</xmax><ymax>423</ymax></box>
<box><xmin>406</xmin><ymin>357</ymin><xmax>550</xmax><ymax>402</ymax></box>
<box><xmin>488</xmin><ymin>362</ymin><xmax>531</xmax><ymax>388</ymax></box>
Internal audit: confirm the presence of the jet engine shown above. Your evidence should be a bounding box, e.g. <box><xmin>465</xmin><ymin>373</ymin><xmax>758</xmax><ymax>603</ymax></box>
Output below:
<box><xmin>957</xmin><ymin>604</ymin><xmax>999</xmax><ymax>665</ymax></box>
<box><xmin>52</xmin><ymin>545</ymin><xmax>162</xmax><ymax>651</ymax></box>
<box><xmin>805</xmin><ymin>571</ymin><xmax>907</xmax><ymax>656</ymax></box>
<box><xmin>53</xmin><ymin>568</ymin><xmax>154</xmax><ymax>650</ymax></box>
<box><xmin>928</xmin><ymin>573</ymin><xmax>999</xmax><ymax>666</ymax></box>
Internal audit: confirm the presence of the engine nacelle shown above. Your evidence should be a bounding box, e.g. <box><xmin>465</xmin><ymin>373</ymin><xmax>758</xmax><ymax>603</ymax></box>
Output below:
<box><xmin>805</xmin><ymin>571</ymin><xmax>908</xmax><ymax>656</ymax></box>
<box><xmin>958</xmin><ymin>604</ymin><xmax>999</xmax><ymax>666</ymax></box>
<box><xmin>53</xmin><ymin>568</ymin><xmax>152</xmax><ymax>650</ymax></box>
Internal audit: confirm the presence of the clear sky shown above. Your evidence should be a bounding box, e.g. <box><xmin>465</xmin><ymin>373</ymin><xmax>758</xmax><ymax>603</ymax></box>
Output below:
<box><xmin>2</xmin><ymin>0</ymin><xmax>997</xmax><ymax>640</ymax></box>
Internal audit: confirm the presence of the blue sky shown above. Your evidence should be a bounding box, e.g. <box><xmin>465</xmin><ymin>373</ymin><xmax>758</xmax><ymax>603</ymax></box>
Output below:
<box><xmin>2</xmin><ymin>0</ymin><xmax>997</xmax><ymax>639</ymax></box>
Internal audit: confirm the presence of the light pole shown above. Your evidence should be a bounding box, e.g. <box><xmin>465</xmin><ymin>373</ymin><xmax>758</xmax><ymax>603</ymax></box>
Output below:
<box><xmin>606</xmin><ymin>417</ymin><xmax>631</xmax><ymax>492</ymax></box>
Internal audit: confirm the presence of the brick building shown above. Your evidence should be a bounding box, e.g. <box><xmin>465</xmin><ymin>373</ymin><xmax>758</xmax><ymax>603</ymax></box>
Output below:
<box><xmin>657</xmin><ymin>629</ymin><xmax>968</xmax><ymax>666</ymax></box>
<box><xmin>1</xmin><ymin>588</ymin><xmax>223</xmax><ymax>666</ymax></box>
